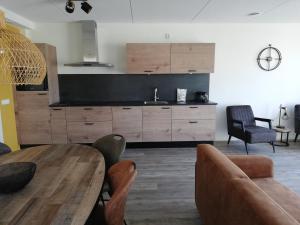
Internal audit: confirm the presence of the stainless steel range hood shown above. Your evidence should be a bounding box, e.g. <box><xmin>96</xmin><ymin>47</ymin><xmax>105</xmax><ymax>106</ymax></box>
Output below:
<box><xmin>64</xmin><ymin>21</ymin><xmax>113</xmax><ymax>68</ymax></box>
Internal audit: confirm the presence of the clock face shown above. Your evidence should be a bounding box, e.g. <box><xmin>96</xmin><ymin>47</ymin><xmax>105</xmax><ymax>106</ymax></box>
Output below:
<box><xmin>257</xmin><ymin>44</ymin><xmax>282</xmax><ymax>71</ymax></box>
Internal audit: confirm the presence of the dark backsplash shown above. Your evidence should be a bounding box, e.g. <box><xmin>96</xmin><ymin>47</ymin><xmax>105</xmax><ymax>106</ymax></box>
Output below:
<box><xmin>58</xmin><ymin>74</ymin><xmax>210</xmax><ymax>103</ymax></box>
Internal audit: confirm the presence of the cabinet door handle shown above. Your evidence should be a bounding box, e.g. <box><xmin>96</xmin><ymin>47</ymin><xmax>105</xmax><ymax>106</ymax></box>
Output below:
<box><xmin>144</xmin><ymin>70</ymin><xmax>153</xmax><ymax>73</ymax></box>
<box><xmin>161</xmin><ymin>107</ymin><xmax>170</xmax><ymax>109</ymax></box>
<box><xmin>37</xmin><ymin>93</ymin><xmax>47</xmax><ymax>96</ymax></box>
<box><xmin>189</xmin><ymin>106</ymin><xmax>198</xmax><ymax>109</ymax></box>
<box><xmin>188</xmin><ymin>69</ymin><xmax>197</xmax><ymax>73</ymax></box>
<box><xmin>122</xmin><ymin>107</ymin><xmax>132</xmax><ymax>110</ymax></box>
<box><xmin>189</xmin><ymin>121</ymin><xmax>198</xmax><ymax>124</ymax></box>
<box><xmin>52</xmin><ymin>108</ymin><xmax>62</xmax><ymax>111</ymax></box>
<box><xmin>85</xmin><ymin>122</ymin><xmax>94</xmax><ymax>125</ymax></box>
<box><xmin>84</xmin><ymin>108</ymin><xmax>93</xmax><ymax>110</ymax></box>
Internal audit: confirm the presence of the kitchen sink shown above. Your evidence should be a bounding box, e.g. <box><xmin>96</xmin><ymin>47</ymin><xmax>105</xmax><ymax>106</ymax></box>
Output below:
<box><xmin>144</xmin><ymin>101</ymin><xmax>169</xmax><ymax>105</ymax></box>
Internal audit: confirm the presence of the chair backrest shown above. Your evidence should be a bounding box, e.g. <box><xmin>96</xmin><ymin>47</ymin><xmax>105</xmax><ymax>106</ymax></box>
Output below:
<box><xmin>0</xmin><ymin>142</ymin><xmax>12</xmax><ymax>156</ymax></box>
<box><xmin>295</xmin><ymin>105</ymin><xmax>300</xmax><ymax>132</ymax></box>
<box><xmin>295</xmin><ymin>105</ymin><xmax>300</xmax><ymax>118</ymax></box>
<box><xmin>92</xmin><ymin>134</ymin><xmax>126</xmax><ymax>173</ymax></box>
<box><xmin>226</xmin><ymin>105</ymin><xmax>256</xmax><ymax>131</ymax></box>
<box><xmin>104</xmin><ymin>160</ymin><xmax>137</xmax><ymax>225</ymax></box>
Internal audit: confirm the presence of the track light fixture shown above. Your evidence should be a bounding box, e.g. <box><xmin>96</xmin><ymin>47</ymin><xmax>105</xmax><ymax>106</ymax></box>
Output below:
<box><xmin>65</xmin><ymin>0</ymin><xmax>75</xmax><ymax>13</ymax></box>
<box><xmin>81</xmin><ymin>1</ymin><xmax>93</xmax><ymax>14</ymax></box>
<box><xmin>65</xmin><ymin>0</ymin><xmax>92</xmax><ymax>14</ymax></box>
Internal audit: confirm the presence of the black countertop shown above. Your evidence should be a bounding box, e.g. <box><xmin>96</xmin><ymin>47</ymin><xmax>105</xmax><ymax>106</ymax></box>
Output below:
<box><xmin>49</xmin><ymin>101</ymin><xmax>217</xmax><ymax>107</ymax></box>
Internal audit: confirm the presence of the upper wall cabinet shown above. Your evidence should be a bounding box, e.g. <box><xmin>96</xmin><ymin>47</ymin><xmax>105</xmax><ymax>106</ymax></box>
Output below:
<box><xmin>171</xmin><ymin>43</ymin><xmax>215</xmax><ymax>73</ymax></box>
<box><xmin>127</xmin><ymin>43</ymin><xmax>171</xmax><ymax>74</ymax></box>
<box><xmin>126</xmin><ymin>43</ymin><xmax>215</xmax><ymax>74</ymax></box>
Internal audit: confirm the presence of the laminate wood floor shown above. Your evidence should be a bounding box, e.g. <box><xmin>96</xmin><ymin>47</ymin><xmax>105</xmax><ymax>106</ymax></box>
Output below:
<box><xmin>122</xmin><ymin>141</ymin><xmax>300</xmax><ymax>225</ymax></box>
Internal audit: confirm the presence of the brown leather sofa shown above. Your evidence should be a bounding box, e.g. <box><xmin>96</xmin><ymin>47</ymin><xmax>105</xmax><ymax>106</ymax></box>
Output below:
<box><xmin>195</xmin><ymin>144</ymin><xmax>300</xmax><ymax>225</ymax></box>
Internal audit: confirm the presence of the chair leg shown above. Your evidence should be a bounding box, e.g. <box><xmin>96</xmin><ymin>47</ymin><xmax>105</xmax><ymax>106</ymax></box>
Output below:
<box><xmin>227</xmin><ymin>135</ymin><xmax>231</xmax><ymax>144</ymax></box>
<box><xmin>244</xmin><ymin>142</ymin><xmax>248</xmax><ymax>155</ymax></box>
<box><xmin>271</xmin><ymin>142</ymin><xmax>275</xmax><ymax>153</ymax></box>
<box><xmin>295</xmin><ymin>133</ymin><xmax>299</xmax><ymax>142</ymax></box>
<box><xmin>100</xmin><ymin>194</ymin><xmax>105</xmax><ymax>206</ymax></box>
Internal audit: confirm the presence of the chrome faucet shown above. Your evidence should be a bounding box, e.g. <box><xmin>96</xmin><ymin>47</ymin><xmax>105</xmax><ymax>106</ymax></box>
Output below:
<box><xmin>154</xmin><ymin>88</ymin><xmax>159</xmax><ymax>102</ymax></box>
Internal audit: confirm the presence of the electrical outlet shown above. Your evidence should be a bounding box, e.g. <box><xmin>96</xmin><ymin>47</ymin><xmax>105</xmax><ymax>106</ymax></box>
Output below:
<box><xmin>1</xmin><ymin>99</ymin><xmax>10</xmax><ymax>105</ymax></box>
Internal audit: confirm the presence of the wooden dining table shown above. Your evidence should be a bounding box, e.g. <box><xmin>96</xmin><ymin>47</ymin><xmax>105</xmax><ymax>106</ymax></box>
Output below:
<box><xmin>0</xmin><ymin>144</ymin><xmax>105</xmax><ymax>225</ymax></box>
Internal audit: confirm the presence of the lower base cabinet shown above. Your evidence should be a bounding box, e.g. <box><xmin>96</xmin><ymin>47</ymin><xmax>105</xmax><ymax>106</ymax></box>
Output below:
<box><xmin>112</xmin><ymin>107</ymin><xmax>143</xmax><ymax>142</ymax></box>
<box><xmin>19</xmin><ymin>121</ymin><xmax>52</xmax><ymax>144</ymax></box>
<box><xmin>17</xmin><ymin>104</ymin><xmax>217</xmax><ymax>145</ymax></box>
<box><xmin>142</xmin><ymin>106</ymin><xmax>172</xmax><ymax>142</ymax></box>
<box><xmin>51</xmin><ymin>120</ymin><xmax>68</xmax><ymax>144</ymax></box>
<box><xmin>67</xmin><ymin>121</ymin><xmax>112</xmax><ymax>143</ymax></box>
<box><xmin>172</xmin><ymin>119</ymin><xmax>216</xmax><ymax>141</ymax></box>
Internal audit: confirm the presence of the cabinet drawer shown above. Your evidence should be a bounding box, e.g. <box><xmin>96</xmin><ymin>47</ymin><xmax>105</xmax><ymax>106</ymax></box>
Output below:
<box><xmin>19</xmin><ymin>121</ymin><xmax>52</xmax><ymax>144</ymax></box>
<box><xmin>66</xmin><ymin>107</ymin><xmax>112</xmax><ymax>122</ymax></box>
<box><xmin>67</xmin><ymin>121</ymin><xmax>112</xmax><ymax>143</ymax></box>
<box><xmin>51</xmin><ymin>120</ymin><xmax>67</xmax><ymax>144</ymax></box>
<box><xmin>172</xmin><ymin>105</ymin><xmax>216</xmax><ymax>120</ymax></box>
<box><xmin>50</xmin><ymin>108</ymin><xmax>66</xmax><ymax>120</ymax></box>
<box><xmin>143</xmin><ymin>106</ymin><xmax>171</xmax><ymax>120</ymax></box>
<box><xmin>172</xmin><ymin>120</ymin><xmax>215</xmax><ymax>141</ymax></box>
<box><xmin>112</xmin><ymin>107</ymin><xmax>142</xmax><ymax>142</ymax></box>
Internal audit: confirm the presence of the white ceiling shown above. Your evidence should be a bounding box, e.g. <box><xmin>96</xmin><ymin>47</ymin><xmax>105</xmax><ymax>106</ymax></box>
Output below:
<box><xmin>0</xmin><ymin>0</ymin><xmax>300</xmax><ymax>23</ymax></box>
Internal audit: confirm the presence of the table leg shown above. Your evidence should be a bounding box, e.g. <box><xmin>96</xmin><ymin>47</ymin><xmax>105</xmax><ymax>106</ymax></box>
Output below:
<box><xmin>286</xmin><ymin>132</ymin><xmax>290</xmax><ymax>146</ymax></box>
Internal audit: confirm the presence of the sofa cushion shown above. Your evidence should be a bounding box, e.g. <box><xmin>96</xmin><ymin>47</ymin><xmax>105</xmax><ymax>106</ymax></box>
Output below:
<box><xmin>245</xmin><ymin>126</ymin><xmax>276</xmax><ymax>143</ymax></box>
<box><xmin>224</xmin><ymin>178</ymin><xmax>300</xmax><ymax>225</ymax></box>
<box><xmin>253</xmin><ymin>178</ymin><xmax>300</xmax><ymax>223</ymax></box>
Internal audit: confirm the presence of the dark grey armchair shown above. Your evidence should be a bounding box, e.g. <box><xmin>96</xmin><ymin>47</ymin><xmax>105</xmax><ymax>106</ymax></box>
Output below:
<box><xmin>295</xmin><ymin>105</ymin><xmax>300</xmax><ymax>142</ymax></box>
<box><xmin>226</xmin><ymin>105</ymin><xmax>276</xmax><ymax>154</ymax></box>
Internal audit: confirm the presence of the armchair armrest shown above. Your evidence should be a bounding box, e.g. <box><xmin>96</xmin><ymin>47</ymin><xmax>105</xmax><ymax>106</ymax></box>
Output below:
<box><xmin>232</xmin><ymin>119</ymin><xmax>245</xmax><ymax>132</ymax></box>
<box><xmin>255</xmin><ymin>117</ymin><xmax>272</xmax><ymax>129</ymax></box>
<box><xmin>227</xmin><ymin>155</ymin><xmax>273</xmax><ymax>178</ymax></box>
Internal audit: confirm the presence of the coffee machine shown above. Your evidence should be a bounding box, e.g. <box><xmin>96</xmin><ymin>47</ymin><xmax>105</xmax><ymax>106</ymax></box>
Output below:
<box><xmin>195</xmin><ymin>91</ymin><xmax>209</xmax><ymax>103</ymax></box>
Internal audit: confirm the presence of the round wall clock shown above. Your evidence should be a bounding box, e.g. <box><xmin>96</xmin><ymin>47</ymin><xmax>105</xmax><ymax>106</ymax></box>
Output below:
<box><xmin>257</xmin><ymin>44</ymin><xmax>282</xmax><ymax>71</ymax></box>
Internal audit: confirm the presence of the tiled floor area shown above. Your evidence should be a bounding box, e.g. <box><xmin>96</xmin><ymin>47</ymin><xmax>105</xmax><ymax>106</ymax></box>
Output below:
<box><xmin>123</xmin><ymin>141</ymin><xmax>300</xmax><ymax>225</ymax></box>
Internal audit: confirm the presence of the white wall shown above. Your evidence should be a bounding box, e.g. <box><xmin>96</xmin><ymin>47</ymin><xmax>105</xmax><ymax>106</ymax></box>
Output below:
<box><xmin>28</xmin><ymin>23</ymin><xmax>300</xmax><ymax>141</ymax></box>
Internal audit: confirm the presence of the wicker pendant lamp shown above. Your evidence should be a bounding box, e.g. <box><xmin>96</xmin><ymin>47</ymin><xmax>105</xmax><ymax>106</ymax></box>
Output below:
<box><xmin>0</xmin><ymin>11</ymin><xmax>46</xmax><ymax>85</ymax></box>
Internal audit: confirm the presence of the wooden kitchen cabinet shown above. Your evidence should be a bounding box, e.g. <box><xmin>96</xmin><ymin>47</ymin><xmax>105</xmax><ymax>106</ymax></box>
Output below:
<box><xmin>15</xmin><ymin>91</ymin><xmax>52</xmax><ymax>144</ymax></box>
<box><xmin>172</xmin><ymin>105</ymin><xmax>216</xmax><ymax>141</ymax></box>
<box><xmin>172</xmin><ymin>119</ymin><xmax>215</xmax><ymax>141</ymax></box>
<box><xmin>67</xmin><ymin>121</ymin><xmax>112</xmax><ymax>143</ymax></box>
<box><xmin>112</xmin><ymin>107</ymin><xmax>142</xmax><ymax>142</ymax></box>
<box><xmin>142</xmin><ymin>106</ymin><xmax>171</xmax><ymax>142</ymax></box>
<box><xmin>171</xmin><ymin>43</ymin><xmax>215</xmax><ymax>73</ymax></box>
<box><xmin>66</xmin><ymin>106</ymin><xmax>113</xmax><ymax>144</ymax></box>
<box><xmin>66</xmin><ymin>107</ymin><xmax>112</xmax><ymax>122</ymax></box>
<box><xmin>127</xmin><ymin>43</ymin><xmax>171</xmax><ymax>74</ymax></box>
<box><xmin>50</xmin><ymin>107</ymin><xmax>67</xmax><ymax>144</ymax></box>
<box><xmin>172</xmin><ymin>105</ymin><xmax>216</xmax><ymax>120</ymax></box>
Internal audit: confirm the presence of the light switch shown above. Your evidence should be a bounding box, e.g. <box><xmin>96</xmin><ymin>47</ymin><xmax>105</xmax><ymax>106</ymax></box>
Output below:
<box><xmin>1</xmin><ymin>99</ymin><xmax>10</xmax><ymax>105</ymax></box>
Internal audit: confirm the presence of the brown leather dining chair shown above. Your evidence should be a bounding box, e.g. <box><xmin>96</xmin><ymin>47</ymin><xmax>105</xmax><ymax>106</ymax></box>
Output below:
<box><xmin>86</xmin><ymin>160</ymin><xmax>137</xmax><ymax>225</ymax></box>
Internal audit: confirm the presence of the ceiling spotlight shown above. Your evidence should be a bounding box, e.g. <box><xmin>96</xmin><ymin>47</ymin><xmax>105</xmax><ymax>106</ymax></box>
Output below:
<box><xmin>65</xmin><ymin>0</ymin><xmax>75</xmax><ymax>13</ymax></box>
<box><xmin>81</xmin><ymin>1</ymin><xmax>93</xmax><ymax>14</ymax></box>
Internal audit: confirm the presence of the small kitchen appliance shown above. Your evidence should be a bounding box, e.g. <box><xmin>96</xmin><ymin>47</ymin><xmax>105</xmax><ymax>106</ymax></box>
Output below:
<box><xmin>195</xmin><ymin>91</ymin><xmax>209</xmax><ymax>103</ymax></box>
